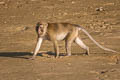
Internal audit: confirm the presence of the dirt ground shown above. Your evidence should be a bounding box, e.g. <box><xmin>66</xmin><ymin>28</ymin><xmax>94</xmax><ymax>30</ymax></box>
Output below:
<box><xmin>0</xmin><ymin>0</ymin><xmax>120</xmax><ymax>80</ymax></box>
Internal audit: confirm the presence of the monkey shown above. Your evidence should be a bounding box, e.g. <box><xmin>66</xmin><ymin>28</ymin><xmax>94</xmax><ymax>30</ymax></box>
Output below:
<box><xmin>30</xmin><ymin>21</ymin><xmax>118</xmax><ymax>60</ymax></box>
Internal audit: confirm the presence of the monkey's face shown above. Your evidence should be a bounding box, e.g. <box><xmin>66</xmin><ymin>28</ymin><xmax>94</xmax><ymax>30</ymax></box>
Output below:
<box><xmin>36</xmin><ymin>22</ymin><xmax>48</xmax><ymax>37</ymax></box>
<box><xmin>38</xmin><ymin>24</ymin><xmax>44</xmax><ymax>36</ymax></box>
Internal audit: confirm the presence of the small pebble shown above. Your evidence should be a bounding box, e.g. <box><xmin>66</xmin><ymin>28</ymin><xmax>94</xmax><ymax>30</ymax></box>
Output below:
<box><xmin>31</xmin><ymin>0</ymin><xmax>38</xmax><ymax>1</ymax></box>
<box><xmin>0</xmin><ymin>2</ymin><xmax>5</xmax><ymax>5</ymax></box>
<box><xmin>71</xmin><ymin>1</ymin><xmax>75</xmax><ymax>4</ymax></box>
<box><xmin>23</xmin><ymin>27</ymin><xmax>29</xmax><ymax>31</ymax></box>
<box><xmin>63</xmin><ymin>12</ymin><xmax>68</xmax><ymax>16</ymax></box>
<box><xmin>67</xmin><ymin>63</ymin><xmax>71</xmax><ymax>66</ymax></box>
<box><xmin>96</xmin><ymin>7</ymin><xmax>104</xmax><ymax>11</ymax></box>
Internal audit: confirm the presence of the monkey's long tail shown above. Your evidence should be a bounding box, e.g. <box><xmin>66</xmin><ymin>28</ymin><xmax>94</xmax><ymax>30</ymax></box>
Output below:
<box><xmin>80</xmin><ymin>27</ymin><xmax>118</xmax><ymax>53</ymax></box>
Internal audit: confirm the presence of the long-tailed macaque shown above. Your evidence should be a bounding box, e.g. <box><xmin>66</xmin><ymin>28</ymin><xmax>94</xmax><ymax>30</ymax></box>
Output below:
<box><xmin>30</xmin><ymin>21</ymin><xmax>117</xmax><ymax>59</ymax></box>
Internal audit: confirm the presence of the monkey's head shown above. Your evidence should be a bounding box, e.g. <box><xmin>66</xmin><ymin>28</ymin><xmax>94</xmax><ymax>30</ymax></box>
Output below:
<box><xmin>36</xmin><ymin>21</ymin><xmax>48</xmax><ymax>37</ymax></box>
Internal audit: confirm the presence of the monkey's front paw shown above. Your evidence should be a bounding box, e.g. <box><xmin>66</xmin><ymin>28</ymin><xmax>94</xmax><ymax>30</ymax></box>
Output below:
<box><xmin>66</xmin><ymin>54</ymin><xmax>71</xmax><ymax>56</ymax></box>
<box><xmin>55</xmin><ymin>56</ymin><xmax>59</xmax><ymax>58</ymax></box>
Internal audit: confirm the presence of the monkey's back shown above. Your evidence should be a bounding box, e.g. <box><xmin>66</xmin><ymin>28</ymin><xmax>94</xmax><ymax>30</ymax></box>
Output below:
<box><xmin>47</xmin><ymin>23</ymin><xmax>78</xmax><ymax>41</ymax></box>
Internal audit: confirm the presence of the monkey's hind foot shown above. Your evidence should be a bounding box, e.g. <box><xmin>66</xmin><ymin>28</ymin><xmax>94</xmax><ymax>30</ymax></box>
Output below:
<box><xmin>85</xmin><ymin>50</ymin><xmax>90</xmax><ymax>55</ymax></box>
<box><xmin>84</xmin><ymin>52</ymin><xmax>89</xmax><ymax>55</ymax></box>
<box><xmin>85</xmin><ymin>47</ymin><xmax>90</xmax><ymax>55</ymax></box>
<box><xmin>65</xmin><ymin>53</ymin><xmax>72</xmax><ymax>57</ymax></box>
<box><xmin>29</xmin><ymin>56</ymin><xmax>36</xmax><ymax>60</ymax></box>
<box><xmin>55</xmin><ymin>55</ymin><xmax>60</xmax><ymax>58</ymax></box>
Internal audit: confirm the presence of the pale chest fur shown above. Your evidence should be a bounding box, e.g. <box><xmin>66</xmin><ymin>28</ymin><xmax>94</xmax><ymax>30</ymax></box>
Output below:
<box><xmin>56</xmin><ymin>33</ymin><xmax>68</xmax><ymax>41</ymax></box>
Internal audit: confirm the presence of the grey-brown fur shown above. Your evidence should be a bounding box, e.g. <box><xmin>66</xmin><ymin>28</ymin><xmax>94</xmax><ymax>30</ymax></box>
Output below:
<box><xmin>30</xmin><ymin>22</ymin><xmax>117</xmax><ymax>60</ymax></box>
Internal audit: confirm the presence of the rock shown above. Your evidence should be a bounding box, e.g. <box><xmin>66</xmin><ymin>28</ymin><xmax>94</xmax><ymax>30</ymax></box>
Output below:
<box><xmin>89</xmin><ymin>71</ymin><xmax>99</xmax><ymax>74</ymax></box>
<box><xmin>101</xmin><ymin>25</ymin><xmax>107</xmax><ymax>29</ymax></box>
<box><xmin>71</xmin><ymin>1</ymin><xmax>75</xmax><ymax>4</ymax></box>
<box><xmin>23</xmin><ymin>27</ymin><xmax>29</xmax><ymax>31</ymax></box>
<box><xmin>0</xmin><ymin>2</ymin><xmax>5</xmax><ymax>5</ymax></box>
<box><xmin>96</xmin><ymin>7</ymin><xmax>105</xmax><ymax>11</ymax></box>
<box><xmin>32</xmin><ymin>12</ymin><xmax>35</xmax><ymax>16</ymax></box>
<box><xmin>63</xmin><ymin>12</ymin><xmax>68</xmax><ymax>16</ymax></box>
<box><xmin>31</xmin><ymin>0</ymin><xmax>38</xmax><ymax>1</ymax></box>
<box><xmin>3</xmin><ymin>21</ymin><xmax>7</xmax><ymax>24</ymax></box>
<box><xmin>104</xmin><ymin>3</ymin><xmax>115</xmax><ymax>6</ymax></box>
<box><xmin>67</xmin><ymin>63</ymin><xmax>71</xmax><ymax>66</ymax></box>
<box><xmin>100</xmin><ymin>70</ymin><xmax>108</xmax><ymax>74</ymax></box>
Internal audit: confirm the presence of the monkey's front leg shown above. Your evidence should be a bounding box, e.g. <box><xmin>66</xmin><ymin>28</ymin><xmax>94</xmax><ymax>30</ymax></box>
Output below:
<box><xmin>53</xmin><ymin>41</ymin><xmax>59</xmax><ymax>58</ymax></box>
<box><xmin>30</xmin><ymin>38</ymin><xmax>43</xmax><ymax>60</ymax></box>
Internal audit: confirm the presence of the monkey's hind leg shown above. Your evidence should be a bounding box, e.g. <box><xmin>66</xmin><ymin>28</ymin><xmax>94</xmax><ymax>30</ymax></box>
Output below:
<box><xmin>65</xmin><ymin>41</ymin><xmax>72</xmax><ymax>56</ymax></box>
<box><xmin>75</xmin><ymin>37</ymin><xmax>89</xmax><ymax>55</ymax></box>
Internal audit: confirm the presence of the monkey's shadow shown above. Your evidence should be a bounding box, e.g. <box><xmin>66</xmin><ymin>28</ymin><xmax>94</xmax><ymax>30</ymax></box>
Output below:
<box><xmin>0</xmin><ymin>52</ymin><xmax>61</xmax><ymax>59</ymax></box>
<box><xmin>0</xmin><ymin>52</ymin><xmax>32</xmax><ymax>59</ymax></box>
<box><xmin>0</xmin><ymin>52</ymin><xmax>58</xmax><ymax>59</ymax></box>
<box><xmin>0</xmin><ymin>51</ymin><xmax>84</xmax><ymax>59</ymax></box>
<box><xmin>42</xmin><ymin>51</ymin><xmax>66</xmax><ymax>56</ymax></box>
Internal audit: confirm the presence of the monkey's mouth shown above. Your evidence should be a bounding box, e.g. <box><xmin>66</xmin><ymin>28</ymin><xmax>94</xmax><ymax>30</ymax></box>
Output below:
<box><xmin>38</xmin><ymin>34</ymin><xmax>45</xmax><ymax>38</ymax></box>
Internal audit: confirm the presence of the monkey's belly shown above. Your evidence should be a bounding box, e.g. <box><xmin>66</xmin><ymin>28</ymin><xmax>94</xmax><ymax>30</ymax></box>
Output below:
<box><xmin>56</xmin><ymin>33</ymin><xmax>67</xmax><ymax>41</ymax></box>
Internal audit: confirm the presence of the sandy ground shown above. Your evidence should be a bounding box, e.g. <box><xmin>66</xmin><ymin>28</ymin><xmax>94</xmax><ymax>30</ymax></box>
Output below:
<box><xmin>0</xmin><ymin>0</ymin><xmax>120</xmax><ymax>80</ymax></box>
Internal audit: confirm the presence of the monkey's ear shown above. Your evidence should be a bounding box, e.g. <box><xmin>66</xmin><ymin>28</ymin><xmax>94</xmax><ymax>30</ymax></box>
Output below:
<box><xmin>37</xmin><ymin>22</ymin><xmax>40</xmax><ymax>27</ymax></box>
<box><xmin>44</xmin><ymin>23</ymin><xmax>48</xmax><ymax>28</ymax></box>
